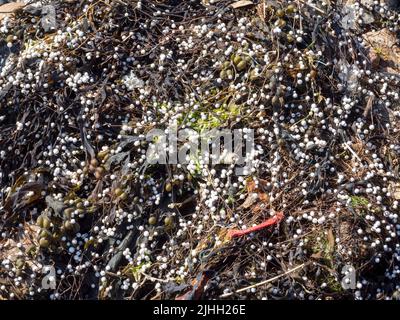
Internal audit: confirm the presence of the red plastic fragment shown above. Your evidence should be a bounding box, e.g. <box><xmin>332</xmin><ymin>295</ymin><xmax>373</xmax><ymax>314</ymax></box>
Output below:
<box><xmin>227</xmin><ymin>211</ymin><xmax>284</xmax><ymax>239</ymax></box>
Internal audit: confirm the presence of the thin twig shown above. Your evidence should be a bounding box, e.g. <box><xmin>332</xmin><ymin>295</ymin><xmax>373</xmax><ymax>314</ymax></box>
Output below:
<box><xmin>219</xmin><ymin>263</ymin><xmax>306</xmax><ymax>298</ymax></box>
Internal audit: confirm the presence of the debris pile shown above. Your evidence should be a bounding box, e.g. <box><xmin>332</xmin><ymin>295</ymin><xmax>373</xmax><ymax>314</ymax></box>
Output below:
<box><xmin>1</xmin><ymin>0</ymin><xmax>400</xmax><ymax>300</ymax></box>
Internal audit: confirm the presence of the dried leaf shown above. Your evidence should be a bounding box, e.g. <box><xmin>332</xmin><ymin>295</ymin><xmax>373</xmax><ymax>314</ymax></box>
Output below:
<box><xmin>0</xmin><ymin>2</ymin><xmax>25</xmax><ymax>21</ymax></box>
<box><xmin>389</xmin><ymin>182</ymin><xmax>400</xmax><ymax>200</ymax></box>
<box><xmin>257</xmin><ymin>1</ymin><xmax>266</xmax><ymax>20</ymax></box>
<box><xmin>230</xmin><ymin>1</ymin><xmax>254</xmax><ymax>9</ymax></box>
<box><xmin>363</xmin><ymin>28</ymin><xmax>400</xmax><ymax>74</ymax></box>
<box><xmin>258</xmin><ymin>192</ymin><xmax>269</xmax><ymax>203</ymax></box>
<box><xmin>0</xmin><ymin>223</ymin><xmax>40</xmax><ymax>265</ymax></box>
<box><xmin>363</xmin><ymin>95</ymin><xmax>374</xmax><ymax>118</ymax></box>
<box><xmin>327</xmin><ymin>228</ymin><xmax>335</xmax><ymax>252</ymax></box>
<box><xmin>311</xmin><ymin>251</ymin><xmax>323</xmax><ymax>260</ymax></box>
<box><xmin>241</xmin><ymin>179</ymin><xmax>269</xmax><ymax>209</ymax></box>
<box><xmin>246</xmin><ymin>180</ymin><xmax>256</xmax><ymax>193</ymax></box>
<box><xmin>240</xmin><ymin>192</ymin><xmax>258</xmax><ymax>209</ymax></box>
